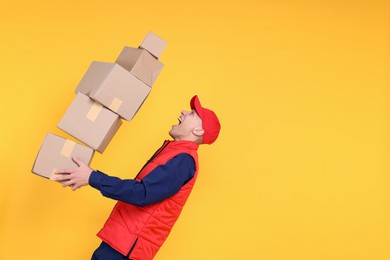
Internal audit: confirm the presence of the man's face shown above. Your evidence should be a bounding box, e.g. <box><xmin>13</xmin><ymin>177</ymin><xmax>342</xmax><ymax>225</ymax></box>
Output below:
<box><xmin>169</xmin><ymin>110</ymin><xmax>203</xmax><ymax>141</ymax></box>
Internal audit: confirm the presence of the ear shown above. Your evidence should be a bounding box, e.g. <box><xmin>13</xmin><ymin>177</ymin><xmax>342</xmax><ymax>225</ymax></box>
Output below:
<box><xmin>192</xmin><ymin>128</ymin><xmax>204</xmax><ymax>137</ymax></box>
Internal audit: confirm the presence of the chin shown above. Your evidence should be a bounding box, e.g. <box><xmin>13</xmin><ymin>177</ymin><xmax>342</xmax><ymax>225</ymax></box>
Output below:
<box><xmin>169</xmin><ymin>130</ymin><xmax>183</xmax><ymax>141</ymax></box>
<box><xmin>168</xmin><ymin>129</ymin><xmax>175</xmax><ymax>139</ymax></box>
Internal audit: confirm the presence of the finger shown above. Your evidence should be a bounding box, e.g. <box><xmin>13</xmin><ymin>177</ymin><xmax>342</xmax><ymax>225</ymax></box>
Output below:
<box><xmin>53</xmin><ymin>174</ymin><xmax>70</xmax><ymax>182</ymax></box>
<box><xmin>71</xmin><ymin>184</ymin><xmax>79</xmax><ymax>191</ymax></box>
<box><xmin>61</xmin><ymin>180</ymin><xmax>75</xmax><ymax>187</ymax></box>
<box><xmin>61</xmin><ymin>181</ymin><xmax>70</xmax><ymax>187</ymax></box>
<box><xmin>54</xmin><ymin>169</ymin><xmax>74</xmax><ymax>174</ymax></box>
<box><xmin>52</xmin><ymin>175</ymin><xmax>70</xmax><ymax>182</ymax></box>
<box><xmin>72</xmin><ymin>157</ymin><xmax>84</xmax><ymax>167</ymax></box>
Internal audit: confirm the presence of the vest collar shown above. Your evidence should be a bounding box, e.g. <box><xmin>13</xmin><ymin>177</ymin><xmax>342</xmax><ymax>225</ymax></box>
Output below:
<box><xmin>166</xmin><ymin>140</ymin><xmax>199</xmax><ymax>151</ymax></box>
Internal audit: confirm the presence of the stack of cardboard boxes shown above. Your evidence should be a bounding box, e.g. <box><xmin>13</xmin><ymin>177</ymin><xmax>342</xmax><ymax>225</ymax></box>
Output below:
<box><xmin>32</xmin><ymin>32</ymin><xmax>167</xmax><ymax>180</ymax></box>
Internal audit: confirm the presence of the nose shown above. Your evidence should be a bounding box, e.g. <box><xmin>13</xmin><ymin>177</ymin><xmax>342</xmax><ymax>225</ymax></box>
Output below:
<box><xmin>181</xmin><ymin>110</ymin><xmax>190</xmax><ymax>115</ymax></box>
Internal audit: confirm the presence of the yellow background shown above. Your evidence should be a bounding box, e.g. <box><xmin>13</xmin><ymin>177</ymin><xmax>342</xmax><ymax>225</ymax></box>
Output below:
<box><xmin>0</xmin><ymin>0</ymin><xmax>389</xmax><ymax>259</ymax></box>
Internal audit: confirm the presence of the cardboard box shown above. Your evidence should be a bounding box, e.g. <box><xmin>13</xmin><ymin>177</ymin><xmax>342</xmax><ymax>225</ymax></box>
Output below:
<box><xmin>75</xmin><ymin>61</ymin><xmax>151</xmax><ymax>121</ymax></box>
<box><xmin>115</xmin><ymin>47</ymin><xmax>164</xmax><ymax>87</ymax></box>
<box><xmin>57</xmin><ymin>93</ymin><xmax>122</xmax><ymax>153</ymax></box>
<box><xmin>32</xmin><ymin>133</ymin><xmax>94</xmax><ymax>179</ymax></box>
<box><xmin>139</xmin><ymin>32</ymin><xmax>167</xmax><ymax>59</ymax></box>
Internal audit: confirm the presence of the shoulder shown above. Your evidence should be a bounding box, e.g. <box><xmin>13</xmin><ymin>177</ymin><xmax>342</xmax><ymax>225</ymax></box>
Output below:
<box><xmin>173</xmin><ymin>153</ymin><xmax>195</xmax><ymax>163</ymax></box>
<box><xmin>167</xmin><ymin>153</ymin><xmax>196</xmax><ymax>170</ymax></box>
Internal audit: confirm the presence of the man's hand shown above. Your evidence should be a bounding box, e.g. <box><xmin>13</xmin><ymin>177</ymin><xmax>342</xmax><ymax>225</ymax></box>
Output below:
<box><xmin>53</xmin><ymin>157</ymin><xmax>93</xmax><ymax>191</ymax></box>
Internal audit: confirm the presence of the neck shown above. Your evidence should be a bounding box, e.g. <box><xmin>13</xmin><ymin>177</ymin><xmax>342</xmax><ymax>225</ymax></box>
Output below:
<box><xmin>173</xmin><ymin>138</ymin><xmax>199</xmax><ymax>144</ymax></box>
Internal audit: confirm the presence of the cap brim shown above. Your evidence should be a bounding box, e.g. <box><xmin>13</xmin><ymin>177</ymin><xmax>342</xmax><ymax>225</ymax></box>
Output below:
<box><xmin>190</xmin><ymin>95</ymin><xmax>204</xmax><ymax>120</ymax></box>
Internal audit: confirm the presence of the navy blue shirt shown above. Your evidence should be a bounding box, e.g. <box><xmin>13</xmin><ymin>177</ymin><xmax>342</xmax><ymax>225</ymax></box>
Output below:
<box><xmin>89</xmin><ymin>153</ymin><xmax>195</xmax><ymax>207</ymax></box>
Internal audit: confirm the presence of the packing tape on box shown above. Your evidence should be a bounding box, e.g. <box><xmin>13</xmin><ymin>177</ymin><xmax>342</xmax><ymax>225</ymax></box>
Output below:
<box><xmin>109</xmin><ymin>97</ymin><xmax>123</xmax><ymax>112</ymax></box>
<box><xmin>86</xmin><ymin>102</ymin><xmax>103</xmax><ymax>122</ymax></box>
<box><xmin>61</xmin><ymin>139</ymin><xmax>76</xmax><ymax>158</ymax></box>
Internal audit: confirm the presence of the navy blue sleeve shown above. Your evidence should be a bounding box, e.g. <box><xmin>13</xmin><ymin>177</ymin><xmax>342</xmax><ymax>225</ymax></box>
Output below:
<box><xmin>89</xmin><ymin>153</ymin><xmax>195</xmax><ymax>207</ymax></box>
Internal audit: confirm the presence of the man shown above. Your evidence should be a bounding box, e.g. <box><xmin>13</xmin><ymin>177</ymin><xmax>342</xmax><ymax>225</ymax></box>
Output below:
<box><xmin>53</xmin><ymin>95</ymin><xmax>221</xmax><ymax>260</ymax></box>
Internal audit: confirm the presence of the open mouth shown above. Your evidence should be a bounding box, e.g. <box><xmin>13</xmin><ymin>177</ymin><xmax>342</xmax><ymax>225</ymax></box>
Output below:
<box><xmin>177</xmin><ymin>117</ymin><xmax>182</xmax><ymax>124</ymax></box>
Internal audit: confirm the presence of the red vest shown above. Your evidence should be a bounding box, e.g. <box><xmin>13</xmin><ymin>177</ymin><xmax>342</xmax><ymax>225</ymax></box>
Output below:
<box><xmin>97</xmin><ymin>140</ymin><xmax>199</xmax><ymax>260</ymax></box>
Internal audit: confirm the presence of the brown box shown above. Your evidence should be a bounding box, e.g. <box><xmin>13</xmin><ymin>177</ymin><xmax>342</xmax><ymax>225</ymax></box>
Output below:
<box><xmin>57</xmin><ymin>93</ymin><xmax>122</xmax><ymax>153</ymax></box>
<box><xmin>32</xmin><ymin>133</ymin><xmax>94</xmax><ymax>179</ymax></box>
<box><xmin>115</xmin><ymin>47</ymin><xmax>164</xmax><ymax>87</ymax></box>
<box><xmin>139</xmin><ymin>32</ymin><xmax>167</xmax><ymax>59</ymax></box>
<box><xmin>75</xmin><ymin>62</ymin><xmax>151</xmax><ymax>121</ymax></box>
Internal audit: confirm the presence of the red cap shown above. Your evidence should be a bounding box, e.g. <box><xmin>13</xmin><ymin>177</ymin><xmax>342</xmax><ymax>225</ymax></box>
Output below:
<box><xmin>190</xmin><ymin>95</ymin><xmax>221</xmax><ymax>144</ymax></box>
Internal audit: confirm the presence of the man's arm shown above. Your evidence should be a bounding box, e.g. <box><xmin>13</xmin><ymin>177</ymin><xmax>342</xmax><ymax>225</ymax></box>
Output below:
<box><xmin>53</xmin><ymin>154</ymin><xmax>195</xmax><ymax>206</ymax></box>
<box><xmin>89</xmin><ymin>153</ymin><xmax>195</xmax><ymax>206</ymax></box>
